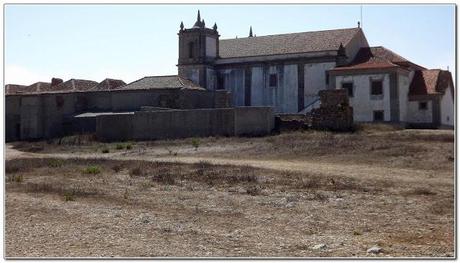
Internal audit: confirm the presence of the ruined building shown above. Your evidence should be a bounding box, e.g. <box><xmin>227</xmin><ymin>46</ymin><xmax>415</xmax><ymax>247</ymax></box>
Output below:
<box><xmin>5</xmin><ymin>11</ymin><xmax>454</xmax><ymax>141</ymax></box>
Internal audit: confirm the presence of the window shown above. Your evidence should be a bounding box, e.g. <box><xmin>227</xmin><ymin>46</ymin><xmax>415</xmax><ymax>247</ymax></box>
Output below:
<box><xmin>269</xmin><ymin>74</ymin><xmax>277</xmax><ymax>87</ymax></box>
<box><xmin>373</xmin><ymin>111</ymin><xmax>384</xmax><ymax>122</ymax></box>
<box><xmin>342</xmin><ymin>82</ymin><xmax>353</xmax><ymax>97</ymax></box>
<box><xmin>419</xmin><ymin>102</ymin><xmax>428</xmax><ymax>110</ymax></box>
<box><xmin>325</xmin><ymin>72</ymin><xmax>329</xmax><ymax>85</ymax></box>
<box><xmin>371</xmin><ymin>80</ymin><xmax>383</xmax><ymax>96</ymax></box>
<box><xmin>188</xmin><ymin>42</ymin><xmax>194</xmax><ymax>59</ymax></box>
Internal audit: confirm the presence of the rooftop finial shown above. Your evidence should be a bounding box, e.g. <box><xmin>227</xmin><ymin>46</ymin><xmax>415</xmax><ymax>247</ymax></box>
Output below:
<box><xmin>197</xmin><ymin>10</ymin><xmax>201</xmax><ymax>22</ymax></box>
<box><xmin>202</xmin><ymin>19</ymin><xmax>205</xmax><ymax>28</ymax></box>
<box><xmin>180</xmin><ymin>21</ymin><xmax>184</xmax><ymax>31</ymax></box>
<box><xmin>213</xmin><ymin>22</ymin><xmax>218</xmax><ymax>31</ymax></box>
<box><xmin>249</xmin><ymin>26</ymin><xmax>253</xmax><ymax>37</ymax></box>
<box><xmin>358</xmin><ymin>21</ymin><xmax>360</xmax><ymax>28</ymax></box>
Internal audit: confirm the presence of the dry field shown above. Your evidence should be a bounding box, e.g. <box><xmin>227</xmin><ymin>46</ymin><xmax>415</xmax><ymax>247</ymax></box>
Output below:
<box><xmin>5</xmin><ymin>125</ymin><xmax>455</xmax><ymax>258</ymax></box>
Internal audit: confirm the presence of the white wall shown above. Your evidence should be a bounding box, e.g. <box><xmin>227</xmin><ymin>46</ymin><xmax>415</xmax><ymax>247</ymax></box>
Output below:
<box><xmin>304</xmin><ymin>62</ymin><xmax>335</xmax><ymax>107</ymax></box>
<box><xmin>407</xmin><ymin>100</ymin><xmax>433</xmax><ymax>123</ymax></box>
<box><xmin>250</xmin><ymin>64</ymin><xmax>298</xmax><ymax>113</ymax></box>
<box><xmin>398</xmin><ymin>74</ymin><xmax>409</xmax><ymax>122</ymax></box>
<box><xmin>335</xmin><ymin>73</ymin><xmax>391</xmax><ymax>122</ymax></box>
<box><xmin>441</xmin><ymin>85</ymin><xmax>454</xmax><ymax>127</ymax></box>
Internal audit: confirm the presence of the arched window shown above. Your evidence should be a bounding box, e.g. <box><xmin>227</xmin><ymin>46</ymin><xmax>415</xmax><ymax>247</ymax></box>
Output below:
<box><xmin>188</xmin><ymin>42</ymin><xmax>194</xmax><ymax>58</ymax></box>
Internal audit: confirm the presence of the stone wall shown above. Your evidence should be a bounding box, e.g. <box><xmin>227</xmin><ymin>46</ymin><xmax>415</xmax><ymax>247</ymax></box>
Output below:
<box><xmin>95</xmin><ymin>107</ymin><xmax>274</xmax><ymax>142</ymax></box>
<box><xmin>5</xmin><ymin>88</ymin><xmax>231</xmax><ymax>142</ymax></box>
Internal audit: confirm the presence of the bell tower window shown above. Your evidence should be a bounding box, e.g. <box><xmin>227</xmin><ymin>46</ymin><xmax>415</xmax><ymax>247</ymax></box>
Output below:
<box><xmin>188</xmin><ymin>42</ymin><xmax>194</xmax><ymax>58</ymax></box>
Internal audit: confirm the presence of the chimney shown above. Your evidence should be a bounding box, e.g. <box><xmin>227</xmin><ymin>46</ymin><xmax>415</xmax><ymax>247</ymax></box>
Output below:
<box><xmin>51</xmin><ymin>78</ymin><xmax>63</xmax><ymax>86</ymax></box>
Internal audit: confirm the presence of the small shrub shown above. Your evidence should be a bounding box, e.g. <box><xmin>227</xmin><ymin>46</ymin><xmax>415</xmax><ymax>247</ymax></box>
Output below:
<box><xmin>112</xmin><ymin>164</ymin><xmax>123</xmax><ymax>173</ymax></box>
<box><xmin>14</xmin><ymin>175</ymin><xmax>24</xmax><ymax>183</ymax></box>
<box><xmin>83</xmin><ymin>166</ymin><xmax>101</xmax><ymax>175</ymax></box>
<box><xmin>246</xmin><ymin>185</ymin><xmax>261</xmax><ymax>196</ymax></box>
<box><xmin>102</xmin><ymin>148</ymin><xmax>110</xmax><ymax>154</ymax></box>
<box><xmin>191</xmin><ymin>138</ymin><xmax>200</xmax><ymax>151</ymax></box>
<box><xmin>64</xmin><ymin>192</ymin><xmax>75</xmax><ymax>202</ymax></box>
<box><xmin>130</xmin><ymin>167</ymin><xmax>143</xmax><ymax>177</ymax></box>
<box><xmin>353</xmin><ymin>230</ymin><xmax>362</xmax><ymax>236</ymax></box>
<box><xmin>126</xmin><ymin>144</ymin><xmax>133</xmax><ymax>150</ymax></box>
<box><xmin>48</xmin><ymin>159</ymin><xmax>64</xmax><ymax>168</ymax></box>
<box><xmin>152</xmin><ymin>167</ymin><xmax>176</xmax><ymax>185</ymax></box>
<box><xmin>116</xmin><ymin>144</ymin><xmax>124</xmax><ymax>150</ymax></box>
<box><xmin>404</xmin><ymin>187</ymin><xmax>436</xmax><ymax>196</ymax></box>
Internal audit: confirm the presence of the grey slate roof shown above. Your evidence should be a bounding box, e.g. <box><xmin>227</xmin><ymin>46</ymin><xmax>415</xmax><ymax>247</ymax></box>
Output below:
<box><xmin>116</xmin><ymin>75</ymin><xmax>205</xmax><ymax>91</ymax></box>
<box><xmin>219</xmin><ymin>27</ymin><xmax>361</xmax><ymax>58</ymax></box>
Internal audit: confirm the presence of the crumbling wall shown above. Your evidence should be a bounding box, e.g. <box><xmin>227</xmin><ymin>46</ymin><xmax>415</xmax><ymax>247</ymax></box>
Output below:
<box><xmin>275</xmin><ymin>89</ymin><xmax>353</xmax><ymax>132</ymax></box>
<box><xmin>309</xmin><ymin>89</ymin><xmax>353</xmax><ymax>131</ymax></box>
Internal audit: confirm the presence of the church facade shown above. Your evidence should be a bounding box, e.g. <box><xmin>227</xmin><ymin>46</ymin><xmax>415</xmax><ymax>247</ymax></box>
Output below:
<box><xmin>177</xmin><ymin>11</ymin><xmax>454</xmax><ymax>127</ymax></box>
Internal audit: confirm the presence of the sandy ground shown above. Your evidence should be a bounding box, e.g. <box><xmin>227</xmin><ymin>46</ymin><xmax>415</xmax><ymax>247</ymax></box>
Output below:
<box><xmin>4</xmin><ymin>129</ymin><xmax>455</xmax><ymax>258</ymax></box>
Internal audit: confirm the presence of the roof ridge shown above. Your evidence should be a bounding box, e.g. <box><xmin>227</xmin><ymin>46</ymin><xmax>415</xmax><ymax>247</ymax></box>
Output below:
<box><xmin>220</xmin><ymin>27</ymin><xmax>359</xmax><ymax>41</ymax></box>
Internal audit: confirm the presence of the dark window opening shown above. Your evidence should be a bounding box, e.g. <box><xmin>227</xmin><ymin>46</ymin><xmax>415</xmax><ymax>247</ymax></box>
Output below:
<box><xmin>342</xmin><ymin>82</ymin><xmax>353</xmax><ymax>97</ymax></box>
<box><xmin>371</xmin><ymin>80</ymin><xmax>383</xmax><ymax>95</ymax></box>
<box><xmin>325</xmin><ymin>72</ymin><xmax>329</xmax><ymax>85</ymax></box>
<box><xmin>373</xmin><ymin>111</ymin><xmax>384</xmax><ymax>122</ymax></box>
<box><xmin>217</xmin><ymin>75</ymin><xmax>225</xmax><ymax>90</ymax></box>
<box><xmin>419</xmin><ymin>102</ymin><xmax>428</xmax><ymax>110</ymax></box>
<box><xmin>269</xmin><ymin>74</ymin><xmax>277</xmax><ymax>87</ymax></box>
<box><xmin>15</xmin><ymin>123</ymin><xmax>20</xmax><ymax>139</ymax></box>
<box><xmin>188</xmin><ymin>42</ymin><xmax>194</xmax><ymax>59</ymax></box>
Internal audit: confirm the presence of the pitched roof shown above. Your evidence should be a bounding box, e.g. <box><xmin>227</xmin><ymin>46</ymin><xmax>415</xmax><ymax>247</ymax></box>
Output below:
<box><xmin>93</xmin><ymin>78</ymin><xmax>126</xmax><ymax>91</ymax></box>
<box><xmin>116</xmin><ymin>75</ymin><xmax>205</xmax><ymax>91</ymax></box>
<box><xmin>49</xmin><ymin>79</ymin><xmax>98</xmax><ymax>92</ymax></box>
<box><xmin>330</xmin><ymin>46</ymin><xmax>426</xmax><ymax>72</ymax></box>
<box><xmin>5</xmin><ymin>84</ymin><xmax>31</xmax><ymax>95</ymax></box>
<box><xmin>409</xmin><ymin>69</ymin><xmax>454</xmax><ymax>97</ymax></box>
<box><xmin>28</xmin><ymin>82</ymin><xmax>51</xmax><ymax>92</ymax></box>
<box><xmin>219</xmin><ymin>27</ymin><xmax>361</xmax><ymax>58</ymax></box>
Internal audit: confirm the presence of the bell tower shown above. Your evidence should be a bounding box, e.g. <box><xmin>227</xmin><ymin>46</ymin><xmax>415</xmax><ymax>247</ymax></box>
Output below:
<box><xmin>177</xmin><ymin>10</ymin><xmax>219</xmax><ymax>90</ymax></box>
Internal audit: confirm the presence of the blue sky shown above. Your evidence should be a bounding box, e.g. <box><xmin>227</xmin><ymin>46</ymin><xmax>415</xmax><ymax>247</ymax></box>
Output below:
<box><xmin>4</xmin><ymin>4</ymin><xmax>455</xmax><ymax>85</ymax></box>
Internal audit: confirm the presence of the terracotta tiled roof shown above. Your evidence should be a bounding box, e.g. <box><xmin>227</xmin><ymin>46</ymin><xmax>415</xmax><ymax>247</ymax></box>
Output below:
<box><xmin>330</xmin><ymin>46</ymin><xmax>425</xmax><ymax>72</ymax></box>
<box><xmin>219</xmin><ymin>27</ymin><xmax>362</xmax><ymax>58</ymax></box>
<box><xmin>409</xmin><ymin>69</ymin><xmax>454</xmax><ymax>97</ymax></box>
<box><xmin>116</xmin><ymin>75</ymin><xmax>205</xmax><ymax>91</ymax></box>
<box><xmin>93</xmin><ymin>78</ymin><xmax>126</xmax><ymax>91</ymax></box>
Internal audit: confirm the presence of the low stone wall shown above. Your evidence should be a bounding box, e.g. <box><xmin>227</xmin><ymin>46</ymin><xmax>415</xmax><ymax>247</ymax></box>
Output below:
<box><xmin>96</xmin><ymin>107</ymin><xmax>274</xmax><ymax>141</ymax></box>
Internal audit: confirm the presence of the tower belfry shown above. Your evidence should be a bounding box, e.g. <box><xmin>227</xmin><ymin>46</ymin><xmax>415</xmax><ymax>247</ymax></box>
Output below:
<box><xmin>177</xmin><ymin>10</ymin><xmax>220</xmax><ymax>90</ymax></box>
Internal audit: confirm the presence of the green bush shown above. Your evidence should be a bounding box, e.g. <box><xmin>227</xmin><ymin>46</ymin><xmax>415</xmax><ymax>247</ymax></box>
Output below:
<box><xmin>83</xmin><ymin>166</ymin><xmax>101</xmax><ymax>175</ymax></box>
<box><xmin>126</xmin><ymin>144</ymin><xmax>133</xmax><ymax>150</ymax></box>
<box><xmin>191</xmin><ymin>138</ymin><xmax>200</xmax><ymax>151</ymax></box>
<box><xmin>102</xmin><ymin>148</ymin><xmax>110</xmax><ymax>154</ymax></box>
<box><xmin>116</xmin><ymin>144</ymin><xmax>124</xmax><ymax>150</ymax></box>
<box><xmin>64</xmin><ymin>192</ymin><xmax>75</xmax><ymax>202</ymax></box>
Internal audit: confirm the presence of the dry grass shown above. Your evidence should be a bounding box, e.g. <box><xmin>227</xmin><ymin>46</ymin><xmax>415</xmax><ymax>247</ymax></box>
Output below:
<box><xmin>5</xmin><ymin>128</ymin><xmax>454</xmax><ymax>258</ymax></box>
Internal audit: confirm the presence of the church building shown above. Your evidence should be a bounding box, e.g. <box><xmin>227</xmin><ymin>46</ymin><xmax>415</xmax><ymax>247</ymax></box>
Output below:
<box><xmin>177</xmin><ymin>11</ymin><xmax>454</xmax><ymax>127</ymax></box>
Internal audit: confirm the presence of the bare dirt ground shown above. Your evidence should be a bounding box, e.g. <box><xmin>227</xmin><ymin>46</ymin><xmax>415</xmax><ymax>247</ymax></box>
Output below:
<box><xmin>5</xmin><ymin>126</ymin><xmax>455</xmax><ymax>258</ymax></box>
